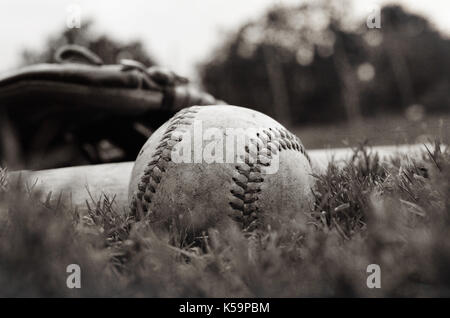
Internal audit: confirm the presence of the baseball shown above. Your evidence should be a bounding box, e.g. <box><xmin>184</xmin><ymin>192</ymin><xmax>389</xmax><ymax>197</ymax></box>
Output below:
<box><xmin>129</xmin><ymin>105</ymin><xmax>314</xmax><ymax>239</ymax></box>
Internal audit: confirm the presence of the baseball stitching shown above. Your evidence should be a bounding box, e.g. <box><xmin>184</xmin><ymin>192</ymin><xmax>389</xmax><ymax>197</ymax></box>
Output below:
<box><xmin>228</xmin><ymin>127</ymin><xmax>310</xmax><ymax>231</ymax></box>
<box><xmin>130</xmin><ymin>106</ymin><xmax>202</xmax><ymax>217</ymax></box>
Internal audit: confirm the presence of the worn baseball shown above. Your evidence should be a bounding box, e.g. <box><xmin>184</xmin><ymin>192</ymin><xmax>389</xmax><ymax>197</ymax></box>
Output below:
<box><xmin>129</xmin><ymin>105</ymin><xmax>314</xmax><ymax>238</ymax></box>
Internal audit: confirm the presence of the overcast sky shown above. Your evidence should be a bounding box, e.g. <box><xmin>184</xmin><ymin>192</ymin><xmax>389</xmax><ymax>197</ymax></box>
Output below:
<box><xmin>0</xmin><ymin>0</ymin><xmax>449</xmax><ymax>78</ymax></box>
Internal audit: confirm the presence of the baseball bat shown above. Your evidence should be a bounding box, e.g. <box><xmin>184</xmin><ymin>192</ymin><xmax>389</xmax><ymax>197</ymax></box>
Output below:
<box><xmin>8</xmin><ymin>144</ymin><xmax>430</xmax><ymax>212</ymax></box>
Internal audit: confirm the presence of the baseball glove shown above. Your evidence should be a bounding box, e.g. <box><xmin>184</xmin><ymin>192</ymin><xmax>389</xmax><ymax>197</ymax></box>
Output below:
<box><xmin>0</xmin><ymin>45</ymin><xmax>225</xmax><ymax>169</ymax></box>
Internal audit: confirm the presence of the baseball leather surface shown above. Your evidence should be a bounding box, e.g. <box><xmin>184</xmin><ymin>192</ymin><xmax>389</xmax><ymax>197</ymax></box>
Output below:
<box><xmin>129</xmin><ymin>105</ymin><xmax>314</xmax><ymax>238</ymax></box>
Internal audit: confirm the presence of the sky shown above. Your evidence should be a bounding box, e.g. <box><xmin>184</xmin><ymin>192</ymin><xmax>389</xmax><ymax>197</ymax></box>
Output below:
<box><xmin>0</xmin><ymin>0</ymin><xmax>449</xmax><ymax>78</ymax></box>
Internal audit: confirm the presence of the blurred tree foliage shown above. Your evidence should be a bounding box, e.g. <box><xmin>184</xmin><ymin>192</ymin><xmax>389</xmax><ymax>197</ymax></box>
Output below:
<box><xmin>199</xmin><ymin>2</ymin><xmax>450</xmax><ymax>125</ymax></box>
<box><xmin>21</xmin><ymin>20</ymin><xmax>156</xmax><ymax>67</ymax></box>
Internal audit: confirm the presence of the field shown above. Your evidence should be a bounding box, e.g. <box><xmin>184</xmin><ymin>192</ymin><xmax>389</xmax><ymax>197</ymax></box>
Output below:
<box><xmin>0</xmin><ymin>142</ymin><xmax>449</xmax><ymax>297</ymax></box>
<box><xmin>294</xmin><ymin>114</ymin><xmax>450</xmax><ymax>149</ymax></box>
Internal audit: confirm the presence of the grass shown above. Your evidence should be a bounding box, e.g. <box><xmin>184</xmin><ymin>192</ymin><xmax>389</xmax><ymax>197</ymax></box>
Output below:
<box><xmin>293</xmin><ymin>114</ymin><xmax>450</xmax><ymax>149</ymax></box>
<box><xmin>0</xmin><ymin>141</ymin><xmax>449</xmax><ymax>297</ymax></box>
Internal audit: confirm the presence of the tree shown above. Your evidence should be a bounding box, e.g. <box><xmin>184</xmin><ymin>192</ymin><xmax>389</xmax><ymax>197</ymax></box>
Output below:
<box><xmin>21</xmin><ymin>20</ymin><xmax>156</xmax><ymax>66</ymax></box>
<box><xmin>199</xmin><ymin>1</ymin><xmax>365</xmax><ymax>125</ymax></box>
<box><xmin>199</xmin><ymin>2</ymin><xmax>450</xmax><ymax>126</ymax></box>
<box><xmin>359</xmin><ymin>5</ymin><xmax>450</xmax><ymax>115</ymax></box>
